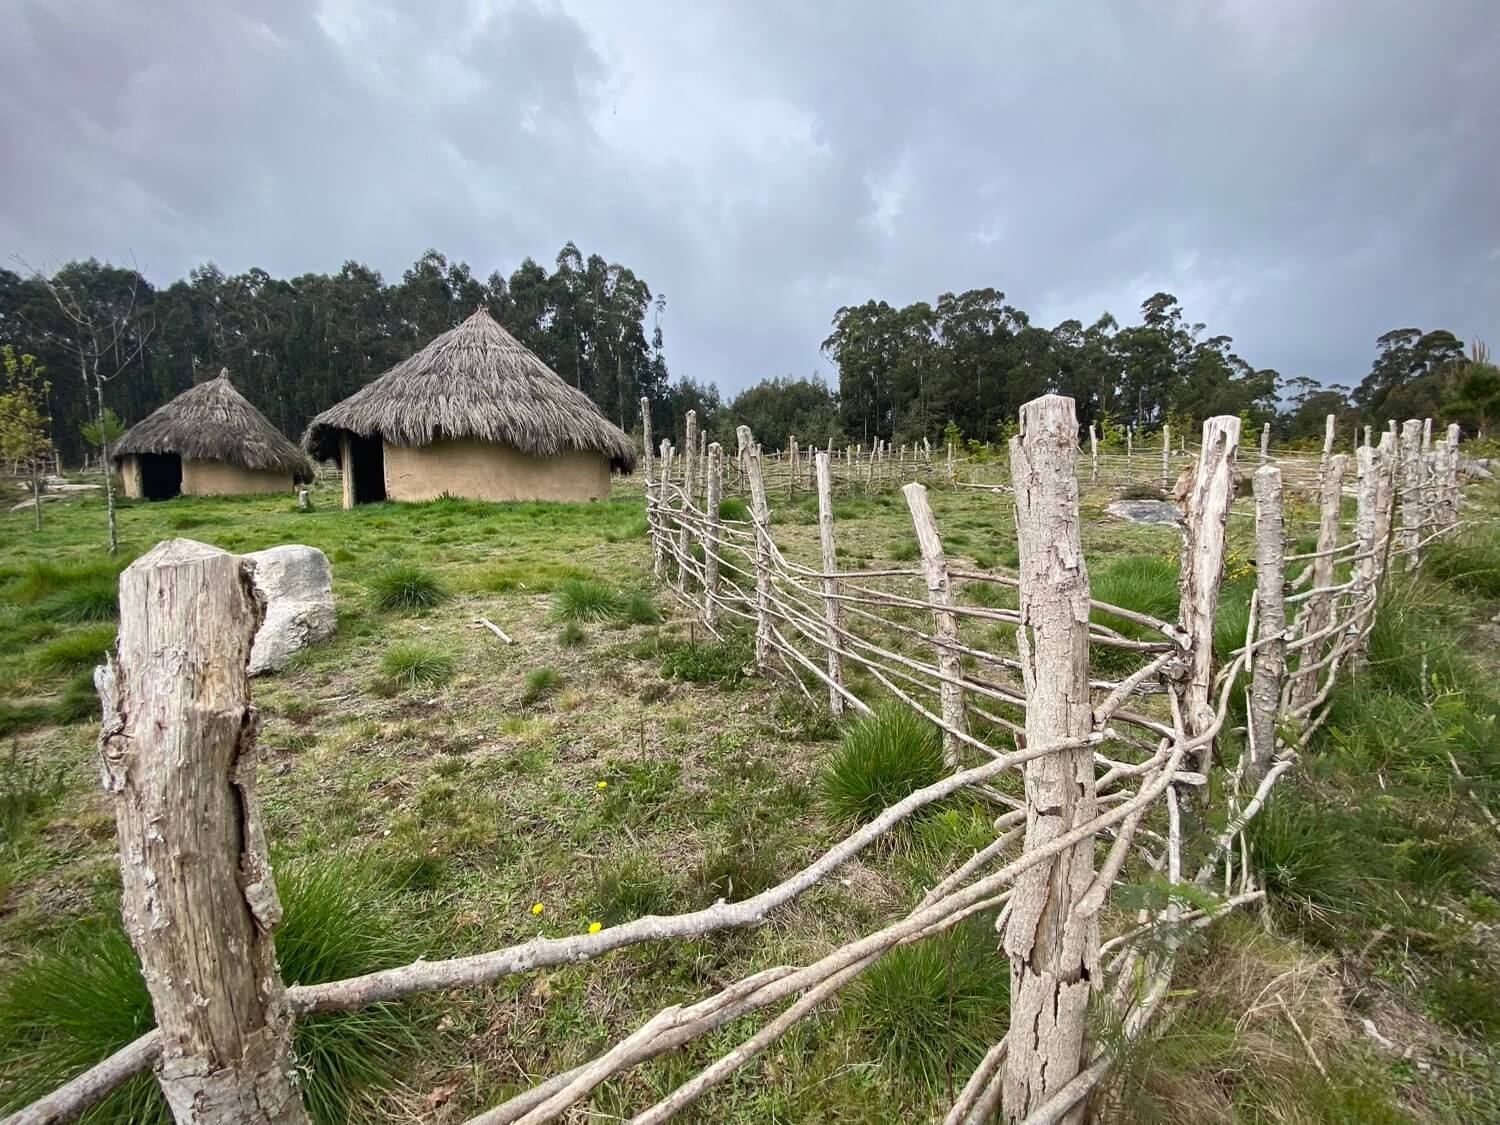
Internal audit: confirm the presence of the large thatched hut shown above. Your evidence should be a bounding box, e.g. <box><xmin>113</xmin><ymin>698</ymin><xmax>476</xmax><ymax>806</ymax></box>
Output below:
<box><xmin>302</xmin><ymin>309</ymin><xmax>635</xmax><ymax>506</ymax></box>
<box><xmin>114</xmin><ymin>370</ymin><xmax>315</xmax><ymax>500</ymax></box>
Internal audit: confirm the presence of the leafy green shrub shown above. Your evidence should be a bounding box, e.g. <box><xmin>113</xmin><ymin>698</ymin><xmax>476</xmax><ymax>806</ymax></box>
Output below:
<box><xmin>659</xmin><ymin>636</ymin><xmax>751</xmax><ymax>686</ymax></box>
<box><xmin>379</xmin><ymin>643</ymin><xmax>455</xmax><ymax>690</ymax></box>
<box><xmin>0</xmin><ymin>854</ymin><xmax>428</xmax><ymax>1124</ymax></box>
<box><xmin>521</xmin><ymin>665</ymin><xmax>561</xmax><ymax>705</ymax></box>
<box><xmin>820</xmin><ymin>705</ymin><xmax>945</xmax><ymax>829</ymax></box>
<box><xmin>33</xmin><ymin>626</ymin><xmax>116</xmax><ymax>676</ymax></box>
<box><xmin>847</xmin><ymin>917</ymin><xmax>1009</xmax><ymax>1093</ymax></box>
<box><xmin>367</xmin><ymin>564</ymin><xmax>448</xmax><ymax>613</ymax></box>
<box><xmin>550</xmin><ymin>577</ymin><xmax>625</xmax><ymax>623</ymax></box>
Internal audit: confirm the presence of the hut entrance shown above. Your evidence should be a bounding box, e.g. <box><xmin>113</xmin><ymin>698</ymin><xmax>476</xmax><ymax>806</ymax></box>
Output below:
<box><xmin>139</xmin><ymin>453</ymin><xmax>182</xmax><ymax>501</ymax></box>
<box><xmin>347</xmin><ymin>433</ymin><xmax>387</xmax><ymax>504</ymax></box>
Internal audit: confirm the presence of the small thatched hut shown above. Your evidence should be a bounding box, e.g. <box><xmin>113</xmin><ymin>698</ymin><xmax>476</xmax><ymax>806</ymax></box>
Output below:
<box><xmin>302</xmin><ymin>309</ymin><xmax>635</xmax><ymax>507</ymax></box>
<box><xmin>114</xmin><ymin>370</ymin><xmax>315</xmax><ymax>500</ymax></box>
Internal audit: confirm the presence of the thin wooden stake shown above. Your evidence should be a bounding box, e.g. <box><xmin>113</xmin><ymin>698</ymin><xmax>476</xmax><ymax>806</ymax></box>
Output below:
<box><xmin>741</xmin><ymin>426</ymin><xmax>773</xmax><ymax>671</ymax></box>
<box><xmin>902</xmin><ymin>482</ymin><xmax>967</xmax><ymax>767</ymax></box>
<box><xmin>1161</xmin><ymin>423</ymin><xmax>1171</xmax><ymax>487</ymax></box>
<box><xmin>815</xmin><ymin>452</ymin><xmax>846</xmax><ymax>717</ymax></box>
<box><xmin>704</xmin><ymin>443</ymin><xmax>723</xmax><ymax>629</ymax></box>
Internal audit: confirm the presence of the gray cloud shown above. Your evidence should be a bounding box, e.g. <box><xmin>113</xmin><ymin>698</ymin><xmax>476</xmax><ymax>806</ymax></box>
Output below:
<box><xmin>2</xmin><ymin>0</ymin><xmax>1496</xmax><ymax>394</ymax></box>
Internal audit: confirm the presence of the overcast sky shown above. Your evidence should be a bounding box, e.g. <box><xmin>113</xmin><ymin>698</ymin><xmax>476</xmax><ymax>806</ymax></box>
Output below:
<box><xmin>2</xmin><ymin>0</ymin><xmax>1496</xmax><ymax>395</ymax></box>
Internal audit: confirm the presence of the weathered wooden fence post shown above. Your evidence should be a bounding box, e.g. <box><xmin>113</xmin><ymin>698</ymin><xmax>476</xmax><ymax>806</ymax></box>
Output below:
<box><xmin>1351</xmin><ymin>445</ymin><xmax>1379</xmax><ymax>662</ymax></box>
<box><xmin>1291</xmin><ymin>452</ymin><xmax>1348</xmax><ymax>708</ymax></box>
<box><xmin>1126</xmin><ymin>424</ymin><xmax>1133</xmax><ymax>460</ymax></box>
<box><xmin>642</xmin><ymin>401</ymin><xmax>662</xmax><ymax>578</ymax></box>
<box><xmin>1177</xmin><ymin>416</ymin><xmax>1241</xmax><ymax>767</ymax></box>
<box><xmin>741</xmin><ymin>426</ymin><xmax>773</xmax><ymax>671</ymax></box>
<box><xmin>1443</xmin><ymin>421</ymin><xmax>1462</xmax><ymax>528</ymax></box>
<box><xmin>677</xmin><ymin>412</ymin><xmax>697</xmax><ymax>575</ymax></box>
<box><xmin>1003</xmin><ymin>394</ymin><xmax>1097</xmax><ymax>1124</ymax></box>
<box><xmin>659</xmin><ymin>439</ymin><xmax>674</xmax><ymax>581</ymax></box>
<box><xmin>947</xmin><ymin>441</ymin><xmax>956</xmax><ymax>487</ymax></box>
<box><xmin>1089</xmin><ymin>423</ymin><xmax>1099</xmax><ymax>481</ymax></box>
<box><xmin>703</xmin><ymin>443</ymin><xmax>723</xmax><ymax>629</ymax></box>
<box><xmin>815</xmin><ymin>451</ymin><xmax>846</xmax><ymax>717</ymax></box>
<box><xmin>1260</xmin><ymin>421</ymin><xmax>1270</xmax><ymax>462</ymax></box>
<box><xmin>1247</xmin><ymin>466</ymin><xmax>1286</xmax><ymax>781</ymax></box>
<box><xmin>789</xmin><ymin>435</ymin><xmax>798</xmax><ymax>498</ymax></box>
<box><xmin>1373</xmin><ymin>429</ymin><xmax>1397</xmax><ymax>583</ymax></box>
<box><xmin>1399</xmin><ymin>418</ymin><xmax>1424</xmax><ymax>567</ymax></box>
<box><xmin>1160</xmin><ymin>423</ymin><xmax>1171</xmax><ymax>487</ymax></box>
<box><xmin>97</xmin><ymin>540</ymin><xmax>309</xmax><ymax>1124</ymax></box>
<box><xmin>902</xmin><ymin>482</ymin><xmax>967</xmax><ymax>767</ymax></box>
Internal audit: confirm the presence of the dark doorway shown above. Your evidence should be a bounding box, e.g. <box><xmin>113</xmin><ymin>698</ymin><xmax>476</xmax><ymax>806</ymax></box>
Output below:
<box><xmin>140</xmin><ymin>453</ymin><xmax>182</xmax><ymax>501</ymax></box>
<box><xmin>348</xmin><ymin>433</ymin><xmax>387</xmax><ymax>504</ymax></box>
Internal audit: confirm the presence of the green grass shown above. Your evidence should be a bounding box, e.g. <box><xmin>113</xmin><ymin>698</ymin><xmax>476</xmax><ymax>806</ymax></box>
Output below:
<box><xmin>659</xmin><ymin>635</ymin><xmax>751</xmax><ymax>686</ymax></box>
<box><xmin>32</xmin><ymin>626</ymin><xmax>116</xmax><ymax>676</ymax></box>
<box><xmin>367</xmin><ymin>564</ymin><xmax>449</xmax><ymax>613</ymax></box>
<box><xmin>521</xmin><ymin>665</ymin><xmax>561</xmax><ymax>705</ymax></box>
<box><xmin>0</xmin><ymin>853</ymin><xmax>428</xmax><ymax>1124</ymax></box>
<box><xmin>378</xmin><ymin>642</ymin><xmax>455</xmax><ymax>691</ymax></box>
<box><xmin>557</xmin><ymin>621</ymin><xmax>587</xmax><ymax>648</ymax></box>
<box><xmin>819</xmin><ymin>704</ymin><xmax>945</xmax><ymax>829</ymax></box>
<box><xmin>0</xmin><ymin>744</ymin><xmax>67</xmax><ymax>854</ymax></box>
<box><xmin>718</xmin><ymin>497</ymin><xmax>751</xmax><ymax>521</ymax></box>
<box><xmin>31</xmin><ymin>578</ymin><xmax>119</xmax><ymax>624</ymax></box>
<box><xmin>550</xmin><ymin>577</ymin><xmax>626</xmax><ymax>623</ymax></box>
<box><xmin>619</xmin><ymin>589</ymin><xmax>662</xmax><ymax>625</ymax></box>
<box><xmin>846</xmin><ymin>916</ymin><xmax>1009</xmax><ymax>1095</ymax></box>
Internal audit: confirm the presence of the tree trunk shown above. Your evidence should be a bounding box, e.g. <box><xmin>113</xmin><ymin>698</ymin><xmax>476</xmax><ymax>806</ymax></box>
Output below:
<box><xmin>97</xmin><ymin>539</ymin><xmax>308</xmax><ymax>1124</ymax></box>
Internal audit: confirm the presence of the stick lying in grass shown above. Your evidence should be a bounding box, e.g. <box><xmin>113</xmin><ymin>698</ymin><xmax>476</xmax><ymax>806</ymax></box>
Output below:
<box><xmin>473</xmin><ymin>616</ymin><xmax>514</xmax><ymax>644</ymax></box>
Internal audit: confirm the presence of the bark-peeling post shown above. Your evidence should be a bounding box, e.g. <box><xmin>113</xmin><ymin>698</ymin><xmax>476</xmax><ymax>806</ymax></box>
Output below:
<box><xmin>703</xmin><ymin>443</ymin><xmax>723</xmax><ymax>629</ymax></box>
<box><xmin>1003</xmin><ymin>394</ymin><xmax>1097</xmax><ymax>1124</ymax></box>
<box><xmin>1352</xmin><ymin>445</ymin><xmax>1379</xmax><ymax>661</ymax></box>
<box><xmin>815</xmin><ymin>452</ymin><xmax>846</xmax><ymax>717</ymax></box>
<box><xmin>677</xmin><ymin>412</ymin><xmax>698</xmax><ymax>574</ymax></box>
<box><xmin>741</xmin><ymin>426</ymin><xmax>773</xmax><ymax>671</ymax></box>
<box><xmin>1160</xmin><ymin>423</ymin><xmax>1171</xmax><ymax>487</ymax></box>
<box><xmin>1177</xmin><ymin>416</ymin><xmax>1241</xmax><ymax>768</ymax></box>
<box><xmin>1322</xmin><ymin>413</ymin><xmax>1336</xmax><ymax>464</ymax></box>
<box><xmin>1372</xmin><ymin>430</ymin><xmax>1397</xmax><ymax>582</ymax></box>
<box><xmin>1291</xmin><ymin>452</ymin><xmax>1348</xmax><ymax>708</ymax></box>
<box><xmin>1126</xmin><ymin>424</ymin><xmax>1133</xmax><ymax>460</ymax></box>
<box><xmin>1247</xmin><ymin>466</ymin><xmax>1286</xmax><ymax>781</ymax></box>
<box><xmin>789</xmin><ymin>435</ymin><xmax>799</xmax><ymax>498</ymax></box>
<box><xmin>1260</xmin><ymin>422</ymin><xmax>1271</xmax><ymax>462</ymax></box>
<box><xmin>1442</xmin><ymin>422</ymin><xmax>1462</xmax><ymax>529</ymax></box>
<box><xmin>902</xmin><ymin>482</ymin><xmax>967</xmax><ymax>767</ymax></box>
<box><xmin>97</xmin><ymin>540</ymin><xmax>308</xmax><ymax>1124</ymax></box>
<box><xmin>1088</xmin><ymin>423</ymin><xmax>1099</xmax><ymax>481</ymax></box>
<box><xmin>1399</xmin><ymin>418</ymin><xmax>1424</xmax><ymax>567</ymax></box>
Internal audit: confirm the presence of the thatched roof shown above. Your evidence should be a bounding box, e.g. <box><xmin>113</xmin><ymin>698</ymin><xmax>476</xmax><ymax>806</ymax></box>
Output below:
<box><xmin>302</xmin><ymin>309</ymin><xmax>636</xmax><ymax>472</ymax></box>
<box><xmin>114</xmin><ymin>370</ymin><xmax>315</xmax><ymax>483</ymax></box>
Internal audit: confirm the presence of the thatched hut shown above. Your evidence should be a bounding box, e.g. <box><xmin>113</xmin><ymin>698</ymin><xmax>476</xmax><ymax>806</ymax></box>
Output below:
<box><xmin>114</xmin><ymin>370</ymin><xmax>315</xmax><ymax>500</ymax></box>
<box><xmin>302</xmin><ymin>309</ymin><xmax>635</xmax><ymax>507</ymax></box>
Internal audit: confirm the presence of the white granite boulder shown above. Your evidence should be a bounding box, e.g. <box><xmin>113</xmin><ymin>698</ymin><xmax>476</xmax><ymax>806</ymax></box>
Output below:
<box><xmin>244</xmin><ymin>545</ymin><xmax>336</xmax><ymax>676</ymax></box>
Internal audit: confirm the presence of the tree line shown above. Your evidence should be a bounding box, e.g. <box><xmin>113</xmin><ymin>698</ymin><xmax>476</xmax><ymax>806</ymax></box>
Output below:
<box><xmin>3</xmin><ymin>249</ymin><xmax>1495</xmax><ymax>471</ymax></box>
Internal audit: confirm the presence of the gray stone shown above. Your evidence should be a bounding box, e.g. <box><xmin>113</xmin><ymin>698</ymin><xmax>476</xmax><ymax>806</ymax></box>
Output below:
<box><xmin>1106</xmin><ymin>499</ymin><xmax>1183</xmax><ymax>527</ymax></box>
<box><xmin>244</xmin><ymin>545</ymin><xmax>336</xmax><ymax>676</ymax></box>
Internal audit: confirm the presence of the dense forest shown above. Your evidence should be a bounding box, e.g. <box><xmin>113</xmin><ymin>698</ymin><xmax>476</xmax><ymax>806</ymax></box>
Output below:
<box><xmin>1</xmin><ymin>246</ymin><xmax>1494</xmax><ymax>468</ymax></box>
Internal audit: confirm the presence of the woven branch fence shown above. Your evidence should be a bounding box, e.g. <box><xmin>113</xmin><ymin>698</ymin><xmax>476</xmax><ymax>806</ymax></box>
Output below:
<box><xmin>4</xmin><ymin>400</ymin><xmax>1470</xmax><ymax>1125</ymax></box>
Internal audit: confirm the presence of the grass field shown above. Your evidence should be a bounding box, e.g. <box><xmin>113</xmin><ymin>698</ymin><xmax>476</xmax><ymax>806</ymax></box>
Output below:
<box><xmin>2</xmin><ymin>468</ymin><xmax>1499</xmax><ymax>1123</ymax></box>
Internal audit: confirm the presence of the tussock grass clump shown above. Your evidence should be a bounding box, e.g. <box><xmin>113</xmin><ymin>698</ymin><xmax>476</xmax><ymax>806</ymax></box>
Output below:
<box><xmin>602</xmin><ymin>514</ymin><xmax>650</xmax><ymax>543</ymax></box>
<box><xmin>33</xmin><ymin>625</ymin><xmax>117</xmax><ymax>676</ymax></box>
<box><xmin>846</xmin><ymin>917</ymin><xmax>1009</xmax><ymax>1094</ymax></box>
<box><xmin>619</xmin><ymin>589</ymin><xmax>661</xmax><ymax>625</ymax></box>
<box><xmin>820</xmin><ymin>705</ymin><xmax>945</xmax><ymax>829</ymax></box>
<box><xmin>718</xmin><ymin>497</ymin><xmax>751</xmax><ymax>521</ymax></box>
<box><xmin>557</xmin><ymin>621</ymin><xmax>586</xmax><ymax>648</ymax></box>
<box><xmin>887</xmin><ymin>537</ymin><xmax>920</xmax><ymax>562</ymax></box>
<box><xmin>521</xmin><ymin>665</ymin><xmax>561</xmax><ymax>705</ymax></box>
<box><xmin>379</xmin><ymin>643</ymin><xmax>455</xmax><ymax>691</ymax></box>
<box><xmin>33</xmin><ymin>578</ymin><xmax>119</xmax><ymax>624</ymax></box>
<box><xmin>590</xmin><ymin>857</ymin><xmax>674</xmax><ymax>925</ymax></box>
<box><xmin>691</xmin><ymin>840</ymin><xmax>783</xmax><ymax>905</ymax></box>
<box><xmin>0</xmin><ymin>559</ymin><xmax>121</xmax><ymax>608</ymax></box>
<box><xmin>1422</xmin><ymin>524</ymin><xmax>1500</xmax><ymax>601</ymax></box>
<box><xmin>0</xmin><ymin>744</ymin><xmax>68</xmax><ymax>849</ymax></box>
<box><xmin>550</xmin><ymin>577</ymin><xmax>625</xmax><ymax>623</ymax></box>
<box><xmin>0</xmin><ymin>854</ymin><xmax>428</xmax><ymax>1124</ymax></box>
<box><xmin>1090</xmin><ymin>555</ymin><xmax>1179</xmax><ymax>630</ymax></box>
<box><xmin>367</xmin><ymin>564</ymin><xmax>448</xmax><ymax>613</ymax></box>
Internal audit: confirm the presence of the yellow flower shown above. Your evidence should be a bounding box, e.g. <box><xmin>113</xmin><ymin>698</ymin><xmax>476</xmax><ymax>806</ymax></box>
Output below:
<box><xmin>588</xmin><ymin>921</ymin><xmax>603</xmax><ymax>934</ymax></box>
<box><xmin>531</xmin><ymin>902</ymin><xmax>544</xmax><ymax>916</ymax></box>
<box><xmin>596</xmin><ymin>781</ymin><xmax>608</xmax><ymax>790</ymax></box>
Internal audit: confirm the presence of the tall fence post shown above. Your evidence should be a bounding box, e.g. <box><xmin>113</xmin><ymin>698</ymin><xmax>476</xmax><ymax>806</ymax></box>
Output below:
<box><xmin>1089</xmin><ymin>422</ymin><xmax>1099</xmax><ymax>482</ymax></box>
<box><xmin>678</xmin><ymin>412</ymin><xmax>697</xmax><ymax>574</ymax></box>
<box><xmin>659</xmin><ymin>439</ymin><xmax>675</xmax><ymax>581</ymax></box>
<box><xmin>741</xmin><ymin>426</ymin><xmax>773</xmax><ymax>671</ymax></box>
<box><xmin>703</xmin><ymin>443</ymin><xmax>723</xmax><ymax>629</ymax></box>
<box><xmin>789</xmin><ymin>435</ymin><xmax>799</xmax><ymax>498</ymax></box>
<box><xmin>1177</xmin><ymin>416</ymin><xmax>1241</xmax><ymax>766</ymax></box>
<box><xmin>815</xmin><ymin>452</ymin><xmax>846</xmax><ymax>717</ymax></box>
<box><xmin>1003</xmin><ymin>393</ymin><xmax>1097</xmax><ymax>1124</ymax></box>
<box><xmin>1126</xmin><ymin>424</ymin><xmax>1133</xmax><ymax>460</ymax></box>
<box><xmin>97</xmin><ymin>540</ymin><xmax>309</xmax><ymax>1124</ymax></box>
<box><xmin>1160</xmin><ymin>423</ymin><xmax>1171</xmax><ymax>487</ymax></box>
<box><xmin>1399</xmin><ymin>418</ymin><xmax>1424</xmax><ymax>568</ymax></box>
<box><xmin>1291</xmin><ymin>452</ymin><xmax>1348</xmax><ymax>708</ymax></box>
<box><xmin>947</xmin><ymin>441</ymin><xmax>956</xmax><ymax>487</ymax></box>
<box><xmin>1247</xmin><ymin>466</ymin><xmax>1286</xmax><ymax>781</ymax></box>
<box><xmin>1352</xmin><ymin>445</ymin><xmax>1379</xmax><ymax>662</ymax></box>
<box><xmin>1260</xmin><ymin>422</ymin><xmax>1270</xmax><ymax>462</ymax></box>
<box><xmin>1373</xmin><ymin>429</ymin><xmax>1397</xmax><ymax>583</ymax></box>
<box><xmin>643</xmin><ymin>400</ymin><xmax>663</xmax><ymax>578</ymax></box>
<box><xmin>902</xmin><ymin>482</ymin><xmax>967</xmax><ymax>767</ymax></box>
<box><xmin>1442</xmin><ymin>421</ymin><xmax>1462</xmax><ymax>529</ymax></box>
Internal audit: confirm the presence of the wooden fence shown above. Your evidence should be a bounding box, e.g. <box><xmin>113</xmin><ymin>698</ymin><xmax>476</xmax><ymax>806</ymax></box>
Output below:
<box><xmin>4</xmin><ymin>399</ymin><xmax>1470</xmax><ymax>1125</ymax></box>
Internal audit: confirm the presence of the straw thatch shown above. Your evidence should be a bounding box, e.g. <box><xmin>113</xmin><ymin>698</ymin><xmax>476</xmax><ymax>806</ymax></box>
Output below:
<box><xmin>113</xmin><ymin>370</ymin><xmax>315</xmax><ymax>482</ymax></box>
<box><xmin>302</xmin><ymin>309</ymin><xmax>637</xmax><ymax>472</ymax></box>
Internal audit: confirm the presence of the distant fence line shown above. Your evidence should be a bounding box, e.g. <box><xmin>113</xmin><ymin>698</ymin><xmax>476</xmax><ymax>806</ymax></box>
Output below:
<box><xmin>2</xmin><ymin>401</ymin><xmax>1471</xmax><ymax>1125</ymax></box>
